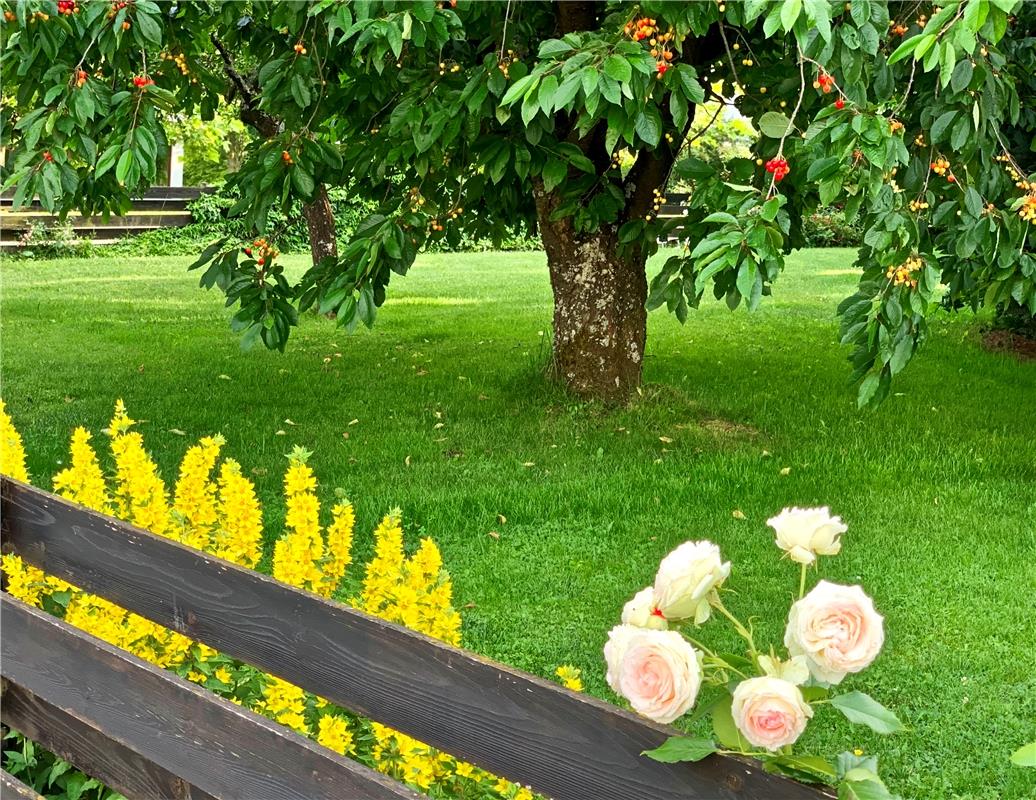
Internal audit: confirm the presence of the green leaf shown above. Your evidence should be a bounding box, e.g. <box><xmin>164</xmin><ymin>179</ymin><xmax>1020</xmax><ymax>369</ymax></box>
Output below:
<box><xmin>930</xmin><ymin>110</ymin><xmax>957</xmax><ymax>143</ymax></box>
<box><xmin>541</xmin><ymin>158</ymin><xmax>567</xmax><ymax>193</ymax></box>
<box><xmin>135</xmin><ymin>10</ymin><xmax>162</xmax><ymax>44</ymax></box>
<box><xmin>950</xmin><ymin>59</ymin><xmax>974</xmax><ymax>93</ymax></box>
<box><xmin>760</xmin><ymin>197</ymin><xmax>781</xmax><ymax>222</ymax></box>
<box><xmin>603</xmin><ymin>55</ymin><xmax>632</xmax><ymax>84</ymax></box>
<box><xmin>115</xmin><ymin>150</ymin><xmax>133</xmax><ymax>185</ymax></box>
<box><xmin>291</xmin><ymin>166</ymin><xmax>315</xmax><ymax>197</ymax></box>
<box><xmin>758</xmin><ymin>111</ymin><xmax>794</xmax><ymax>138</ymax></box>
<box><xmin>501</xmin><ymin>74</ymin><xmax>536</xmax><ymax>106</ymax></box>
<box><xmin>676</xmin><ymin>65</ymin><xmax>706</xmax><ymax>104</ymax></box>
<box><xmin>780</xmin><ymin>0</ymin><xmax>803</xmax><ymax>31</ymax></box>
<box><xmin>538</xmin><ymin>39</ymin><xmax>573</xmax><ymax>58</ymax></box>
<box><xmin>839</xmin><ymin>778</ymin><xmax>895</xmax><ymax>800</ymax></box>
<box><xmin>711</xmin><ymin>695</ymin><xmax>751</xmax><ymax>751</ymax></box>
<box><xmin>94</xmin><ymin>145</ymin><xmax>121</xmax><ymax>178</ymax></box>
<box><xmin>831</xmin><ymin>692</ymin><xmax>904</xmax><ymax>734</ymax></box>
<box><xmin>1010</xmin><ymin>742</ymin><xmax>1036</xmax><ymax>767</ymax></box>
<box><xmin>764</xmin><ymin>754</ymin><xmax>837</xmax><ymax>784</ymax></box>
<box><xmin>642</xmin><ymin>736</ymin><xmax>718</xmax><ymax>763</ymax></box>
<box><xmin>887</xmin><ymin>34</ymin><xmax>923</xmax><ymax>65</ymax></box>
<box><xmin>635</xmin><ymin>107</ymin><xmax>662</xmax><ymax>147</ymax></box>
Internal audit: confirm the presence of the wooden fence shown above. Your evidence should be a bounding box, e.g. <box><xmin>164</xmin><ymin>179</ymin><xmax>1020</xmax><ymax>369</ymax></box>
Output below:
<box><xmin>0</xmin><ymin>477</ymin><xmax>832</xmax><ymax>800</ymax></box>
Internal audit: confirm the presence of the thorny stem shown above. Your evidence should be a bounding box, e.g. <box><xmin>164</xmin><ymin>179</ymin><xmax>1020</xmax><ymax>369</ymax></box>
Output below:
<box><xmin>712</xmin><ymin>597</ymin><xmax>759</xmax><ymax>660</ymax></box>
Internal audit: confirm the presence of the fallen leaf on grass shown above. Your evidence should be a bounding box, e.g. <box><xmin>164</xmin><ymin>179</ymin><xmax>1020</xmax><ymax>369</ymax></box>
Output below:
<box><xmin>217</xmin><ymin>374</ymin><xmax>231</xmax><ymax>381</ymax></box>
<box><xmin>284</xmin><ymin>418</ymin><xmax>296</xmax><ymax>426</ymax></box>
<box><xmin>348</xmin><ymin>419</ymin><xmax>359</xmax><ymax>426</ymax></box>
<box><xmin>522</xmin><ymin>462</ymin><xmax>535</xmax><ymax>467</ymax></box>
<box><xmin>487</xmin><ymin>531</ymin><xmax>500</xmax><ymax>540</ymax></box>
<box><xmin>275</xmin><ymin>430</ymin><xmax>286</xmax><ymax>436</ymax></box>
<box><xmin>497</xmin><ymin>514</ymin><xmax>507</xmax><ymax>525</ymax></box>
<box><xmin>779</xmin><ymin>466</ymin><xmax>791</xmax><ymax>476</ymax></box>
<box><xmin>168</xmin><ymin>429</ymin><xmax>187</xmax><ymax>436</ymax></box>
<box><xmin>405</xmin><ymin>455</ymin><xmax>411</xmax><ymax>467</ymax></box>
<box><xmin>732</xmin><ymin>509</ymin><xmax>746</xmax><ymax>520</ymax></box>
<box><xmin>659</xmin><ymin>436</ymin><xmax>673</xmax><ymax>444</ymax></box>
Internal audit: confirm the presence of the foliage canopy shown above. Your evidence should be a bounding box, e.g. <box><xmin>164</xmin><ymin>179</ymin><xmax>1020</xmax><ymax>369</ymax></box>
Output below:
<box><xmin>2</xmin><ymin>0</ymin><xmax>1033</xmax><ymax>405</ymax></box>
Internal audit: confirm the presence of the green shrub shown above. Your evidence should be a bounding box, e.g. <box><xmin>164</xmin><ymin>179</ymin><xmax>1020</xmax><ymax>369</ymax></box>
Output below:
<box><xmin>800</xmin><ymin>208</ymin><xmax>861</xmax><ymax>248</ymax></box>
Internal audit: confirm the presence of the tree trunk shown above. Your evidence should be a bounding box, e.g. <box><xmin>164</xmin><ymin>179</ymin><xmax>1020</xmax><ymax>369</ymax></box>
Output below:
<box><xmin>301</xmin><ymin>183</ymin><xmax>338</xmax><ymax>265</ymax></box>
<box><xmin>535</xmin><ymin>187</ymin><xmax>648</xmax><ymax>403</ymax></box>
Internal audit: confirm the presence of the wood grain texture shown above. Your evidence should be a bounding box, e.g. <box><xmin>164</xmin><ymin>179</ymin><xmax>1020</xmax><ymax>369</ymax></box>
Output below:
<box><xmin>3</xmin><ymin>685</ymin><xmax>218</xmax><ymax>800</ymax></box>
<box><xmin>1</xmin><ymin>478</ymin><xmax>832</xmax><ymax>800</ymax></box>
<box><xmin>0</xmin><ymin>595</ymin><xmax>420</xmax><ymax>800</ymax></box>
<box><xmin>0</xmin><ymin>769</ymin><xmax>44</xmax><ymax>800</ymax></box>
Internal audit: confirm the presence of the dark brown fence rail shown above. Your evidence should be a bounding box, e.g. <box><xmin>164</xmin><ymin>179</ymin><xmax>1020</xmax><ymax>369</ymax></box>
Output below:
<box><xmin>1</xmin><ymin>768</ymin><xmax>45</xmax><ymax>800</ymax></box>
<box><xmin>0</xmin><ymin>477</ymin><xmax>832</xmax><ymax>800</ymax></box>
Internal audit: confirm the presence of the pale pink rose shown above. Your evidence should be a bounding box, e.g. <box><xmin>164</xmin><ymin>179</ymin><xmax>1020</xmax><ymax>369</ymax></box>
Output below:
<box><xmin>603</xmin><ymin>625</ymin><xmax>701</xmax><ymax>724</ymax></box>
<box><xmin>785</xmin><ymin>580</ymin><xmax>885</xmax><ymax>684</ymax></box>
<box><xmin>604</xmin><ymin>624</ymin><xmax>639</xmax><ymax>693</ymax></box>
<box><xmin>731</xmin><ymin>676</ymin><xmax>813</xmax><ymax>750</ymax></box>
<box><xmin>653</xmin><ymin>541</ymin><xmax>730</xmax><ymax>624</ymax></box>
<box><xmin>767</xmin><ymin>507</ymin><xmax>847</xmax><ymax>565</ymax></box>
<box><xmin>621</xmin><ymin>586</ymin><xmax>668</xmax><ymax>630</ymax></box>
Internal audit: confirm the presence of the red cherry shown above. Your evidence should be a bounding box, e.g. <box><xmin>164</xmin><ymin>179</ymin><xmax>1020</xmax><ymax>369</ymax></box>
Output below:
<box><xmin>835</xmin><ymin>98</ymin><xmax>845</xmax><ymax>110</ymax></box>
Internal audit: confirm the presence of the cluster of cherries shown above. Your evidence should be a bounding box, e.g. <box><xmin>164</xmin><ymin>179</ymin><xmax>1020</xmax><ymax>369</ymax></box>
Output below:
<box><xmin>624</xmin><ymin>16</ymin><xmax>657</xmax><ymax>41</ymax></box>
<box><xmin>74</xmin><ymin>69</ymin><xmax>88</xmax><ymax>87</ymax></box>
<box><xmin>244</xmin><ymin>237</ymin><xmax>278</xmax><ymax>266</ymax></box>
<box><xmin>930</xmin><ymin>158</ymin><xmax>955</xmax><ymax>183</ymax></box>
<box><xmin>765</xmin><ymin>157</ymin><xmax>790</xmax><ymax>182</ymax></box>
<box><xmin>814</xmin><ymin>71</ymin><xmax>836</xmax><ymax>93</ymax></box>
<box><xmin>281</xmin><ymin>150</ymin><xmax>294</xmax><ymax>165</ymax></box>
<box><xmin>131</xmin><ymin>75</ymin><xmax>154</xmax><ymax>88</ymax></box>
<box><xmin>57</xmin><ymin>0</ymin><xmax>79</xmax><ymax>15</ymax></box>
<box><xmin>625</xmin><ymin>17</ymin><xmax>676</xmax><ymax>78</ymax></box>
<box><xmin>3</xmin><ymin>11</ymin><xmax>14</xmax><ymax>22</ymax></box>
<box><xmin>886</xmin><ymin>256</ymin><xmax>922</xmax><ymax>288</ymax></box>
<box><xmin>42</xmin><ymin>151</ymin><xmax>54</xmax><ymax>162</ymax></box>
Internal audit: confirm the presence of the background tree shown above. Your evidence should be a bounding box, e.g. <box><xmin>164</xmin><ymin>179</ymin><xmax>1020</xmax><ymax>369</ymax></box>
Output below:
<box><xmin>2</xmin><ymin>0</ymin><xmax>1033</xmax><ymax>404</ymax></box>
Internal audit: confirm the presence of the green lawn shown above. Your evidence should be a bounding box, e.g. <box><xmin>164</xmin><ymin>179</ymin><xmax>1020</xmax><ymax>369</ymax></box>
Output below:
<box><xmin>2</xmin><ymin>249</ymin><xmax>1034</xmax><ymax>800</ymax></box>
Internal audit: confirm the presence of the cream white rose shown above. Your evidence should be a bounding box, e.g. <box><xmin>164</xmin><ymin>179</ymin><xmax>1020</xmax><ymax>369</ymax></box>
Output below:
<box><xmin>653</xmin><ymin>540</ymin><xmax>730</xmax><ymax>623</ymax></box>
<box><xmin>766</xmin><ymin>506</ymin><xmax>847</xmax><ymax>565</ymax></box>
<box><xmin>731</xmin><ymin>676</ymin><xmax>813</xmax><ymax>750</ymax></box>
<box><xmin>785</xmin><ymin>580</ymin><xmax>885</xmax><ymax>684</ymax></box>
<box><xmin>621</xmin><ymin>586</ymin><xmax>668</xmax><ymax>630</ymax></box>
<box><xmin>603</xmin><ymin>625</ymin><xmax>701</xmax><ymax>724</ymax></box>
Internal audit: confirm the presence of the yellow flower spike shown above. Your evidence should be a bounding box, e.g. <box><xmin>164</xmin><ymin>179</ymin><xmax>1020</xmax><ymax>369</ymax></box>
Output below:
<box><xmin>173</xmin><ymin>435</ymin><xmax>224</xmax><ymax>550</ymax></box>
<box><xmin>108</xmin><ymin>403</ymin><xmax>171</xmax><ymax>537</ymax></box>
<box><xmin>212</xmin><ymin>459</ymin><xmax>263</xmax><ymax>568</ymax></box>
<box><xmin>53</xmin><ymin>427</ymin><xmax>113</xmax><ymax>513</ymax></box>
<box><xmin>0</xmin><ymin>399</ymin><xmax>30</xmax><ymax>482</ymax></box>
<box><xmin>320</xmin><ymin>497</ymin><xmax>355</xmax><ymax>597</ymax></box>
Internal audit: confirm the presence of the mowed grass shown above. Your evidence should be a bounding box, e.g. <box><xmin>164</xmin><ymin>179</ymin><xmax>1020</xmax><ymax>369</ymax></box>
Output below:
<box><xmin>2</xmin><ymin>248</ymin><xmax>1034</xmax><ymax>800</ymax></box>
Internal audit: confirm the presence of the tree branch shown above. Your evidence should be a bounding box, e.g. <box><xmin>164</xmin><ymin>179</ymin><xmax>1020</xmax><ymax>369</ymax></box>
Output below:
<box><xmin>211</xmin><ymin>33</ymin><xmax>280</xmax><ymax>138</ymax></box>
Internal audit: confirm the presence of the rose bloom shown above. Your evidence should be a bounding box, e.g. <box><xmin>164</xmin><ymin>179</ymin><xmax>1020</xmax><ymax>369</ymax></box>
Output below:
<box><xmin>653</xmin><ymin>541</ymin><xmax>730</xmax><ymax>623</ymax></box>
<box><xmin>766</xmin><ymin>506</ymin><xmax>847</xmax><ymax>565</ymax></box>
<box><xmin>621</xmin><ymin>586</ymin><xmax>668</xmax><ymax>630</ymax></box>
<box><xmin>603</xmin><ymin>625</ymin><xmax>701</xmax><ymax>724</ymax></box>
<box><xmin>731</xmin><ymin>676</ymin><xmax>813</xmax><ymax>750</ymax></box>
<box><xmin>785</xmin><ymin>580</ymin><xmax>885</xmax><ymax>684</ymax></box>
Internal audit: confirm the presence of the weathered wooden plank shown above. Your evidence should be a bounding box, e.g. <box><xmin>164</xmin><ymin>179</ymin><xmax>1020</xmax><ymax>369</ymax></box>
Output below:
<box><xmin>0</xmin><ymin>769</ymin><xmax>44</xmax><ymax>800</ymax></box>
<box><xmin>3</xmin><ymin>684</ymin><xmax>218</xmax><ymax>800</ymax></box>
<box><xmin>0</xmin><ymin>595</ymin><xmax>421</xmax><ymax>800</ymax></box>
<box><xmin>1</xmin><ymin>478</ymin><xmax>832</xmax><ymax>800</ymax></box>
